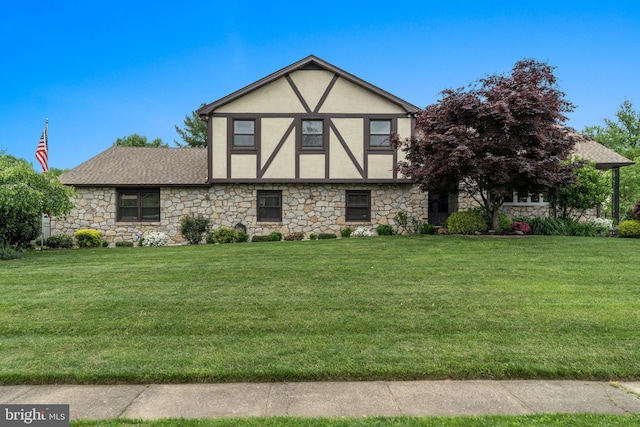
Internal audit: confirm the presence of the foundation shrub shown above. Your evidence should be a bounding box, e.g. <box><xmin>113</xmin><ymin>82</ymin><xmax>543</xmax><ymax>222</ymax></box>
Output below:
<box><xmin>74</xmin><ymin>229</ymin><xmax>103</xmax><ymax>248</ymax></box>
<box><xmin>115</xmin><ymin>241</ymin><xmax>134</xmax><ymax>247</ymax></box>
<box><xmin>526</xmin><ymin>217</ymin><xmax>568</xmax><ymax>236</ymax></box>
<box><xmin>141</xmin><ymin>231</ymin><xmax>168</xmax><ymax>247</ymax></box>
<box><xmin>46</xmin><ymin>234</ymin><xmax>74</xmax><ymax>249</ymax></box>
<box><xmin>318</xmin><ymin>233</ymin><xmax>337</xmax><ymax>239</ymax></box>
<box><xmin>206</xmin><ymin>227</ymin><xmax>248</xmax><ymax>244</ymax></box>
<box><xmin>375</xmin><ymin>224</ymin><xmax>396</xmax><ymax>236</ymax></box>
<box><xmin>251</xmin><ymin>235</ymin><xmax>271</xmax><ymax>243</ymax></box>
<box><xmin>309</xmin><ymin>233</ymin><xmax>318</xmax><ymax>240</ymax></box>
<box><xmin>268</xmin><ymin>232</ymin><xmax>282</xmax><ymax>242</ymax></box>
<box><xmin>284</xmin><ymin>232</ymin><xmax>305</xmax><ymax>241</ymax></box>
<box><xmin>418</xmin><ymin>222</ymin><xmax>436</xmax><ymax>235</ymax></box>
<box><xmin>340</xmin><ymin>227</ymin><xmax>352</xmax><ymax>238</ymax></box>
<box><xmin>446</xmin><ymin>211</ymin><xmax>488</xmax><ymax>234</ymax></box>
<box><xmin>352</xmin><ymin>227</ymin><xmax>373</xmax><ymax>237</ymax></box>
<box><xmin>510</xmin><ymin>221</ymin><xmax>531</xmax><ymax>234</ymax></box>
<box><xmin>618</xmin><ymin>219</ymin><xmax>640</xmax><ymax>238</ymax></box>
<box><xmin>180</xmin><ymin>215</ymin><xmax>210</xmax><ymax>245</ymax></box>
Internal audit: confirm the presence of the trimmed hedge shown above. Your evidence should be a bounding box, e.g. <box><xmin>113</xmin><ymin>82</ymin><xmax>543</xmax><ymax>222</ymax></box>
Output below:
<box><xmin>618</xmin><ymin>220</ymin><xmax>640</xmax><ymax>238</ymax></box>
<box><xmin>46</xmin><ymin>234</ymin><xmax>74</xmax><ymax>249</ymax></box>
<box><xmin>74</xmin><ymin>229</ymin><xmax>103</xmax><ymax>248</ymax></box>
<box><xmin>447</xmin><ymin>211</ymin><xmax>488</xmax><ymax>234</ymax></box>
<box><xmin>318</xmin><ymin>233</ymin><xmax>337</xmax><ymax>239</ymax></box>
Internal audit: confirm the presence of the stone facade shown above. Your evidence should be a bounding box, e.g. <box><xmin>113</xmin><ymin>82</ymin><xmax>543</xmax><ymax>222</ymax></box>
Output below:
<box><xmin>52</xmin><ymin>184</ymin><xmax>428</xmax><ymax>245</ymax></box>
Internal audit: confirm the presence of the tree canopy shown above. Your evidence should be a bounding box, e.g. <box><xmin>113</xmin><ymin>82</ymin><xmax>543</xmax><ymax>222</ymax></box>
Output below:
<box><xmin>0</xmin><ymin>154</ymin><xmax>75</xmax><ymax>246</ymax></box>
<box><xmin>175</xmin><ymin>103</ymin><xmax>207</xmax><ymax>148</ymax></box>
<box><xmin>113</xmin><ymin>134</ymin><xmax>168</xmax><ymax>147</ymax></box>
<box><xmin>550</xmin><ymin>159</ymin><xmax>610</xmax><ymax>220</ymax></box>
<box><xmin>392</xmin><ymin>59</ymin><xmax>578</xmax><ymax>229</ymax></box>
<box><xmin>583</xmin><ymin>100</ymin><xmax>640</xmax><ymax>217</ymax></box>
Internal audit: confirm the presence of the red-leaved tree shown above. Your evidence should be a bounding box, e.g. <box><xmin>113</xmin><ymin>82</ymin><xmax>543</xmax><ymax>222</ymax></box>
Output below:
<box><xmin>392</xmin><ymin>59</ymin><xmax>579</xmax><ymax>230</ymax></box>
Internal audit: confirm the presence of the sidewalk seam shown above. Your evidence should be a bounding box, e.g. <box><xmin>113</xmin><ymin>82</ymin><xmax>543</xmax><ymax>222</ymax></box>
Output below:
<box><xmin>604</xmin><ymin>382</ymin><xmax>635</xmax><ymax>414</ymax></box>
<box><xmin>4</xmin><ymin>386</ymin><xmax>35</xmax><ymax>403</ymax></box>
<box><xmin>384</xmin><ymin>382</ymin><xmax>404</xmax><ymax>416</ymax></box>
<box><xmin>117</xmin><ymin>385</ymin><xmax>150</xmax><ymax>418</ymax></box>
<box><xmin>497</xmin><ymin>382</ymin><xmax>535</xmax><ymax>413</ymax></box>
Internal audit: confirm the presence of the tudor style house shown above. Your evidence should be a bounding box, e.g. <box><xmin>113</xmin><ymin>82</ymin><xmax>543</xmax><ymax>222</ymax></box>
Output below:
<box><xmin>54</xmin><ymin>56</ymin><xmax>431</xmax><ymax>244</ymax></box>
<box><xmin>54</xmin><ymin>56</ymin><xmax>633</xmax><ymax>244</ymax></box>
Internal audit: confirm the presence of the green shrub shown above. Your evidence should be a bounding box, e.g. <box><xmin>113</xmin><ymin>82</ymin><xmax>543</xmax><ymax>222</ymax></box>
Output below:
<box><xmin>46</xmin><ymin>234</ymin><xmax>74</xmax><ymax>249</ymax></box>
<box><xmin>394</xmin><ymin>210</ymin><xmax>422</xmax><ymax>234</ymax></box>
<box><xmin>284</xmin><ymin>232</ymin><xmax>305</xmax><ymax>241</ymax></box>
<box><xmin>527</xmin><ymin>217</ymin><xmax>568</xmax><ymax>236</ymax></box>
<box><xmin>318</xmin><ymin>233</ymin><xmax>337</xmax><ymax>239</ymax></box>
<box><xmin>115</xmin><ymin>241</ymin><xmax>134</xmax><ymax>247</ymax></box>
<box><xmin>375</xmin><ymin>224</ymin><xmax>396</xmax><ymax>236</ymax></box>
<box><xmin>618</xmin><ymin>220</ymin><xmax>640</xmax><ymax>238</ymax></box>
<box><xmin>138</xmin><ymin>238</ymin><xmax>145</xmax><ymax>247</ymax></box>
<box><xmin>567</xmin><ymin>221</ymin><xmax>608</xmax><ymax>237</ymax></box>
<box><xmin>418</xmin><ymin>222</ymin><xmax>436</xmax><ymax>235</ymax></box>
<box><xmin>251</xmin><ymin>235</ymin><xmax>271</xmax><ymax>242</ymax></box>
<box><xmin>268</xmin><ymin>231</ymin><xmax>282</xmax><ymax>242</ymax></box>
<box><xmin>341</xmin><ymin>227</ymin><xmax>352</xmax><ymax>238</ymax></box>
<box><xmin>101</xmin><ymin>240</ymin><xmax>109</xmax><ymax>247</ymax></box>
<box><xmin>309</xmin><ymin>233</ymin><xmax>317</xmax><ymax>240</ymax></box>
<box><xmin>74</xmin><ymin>229</ymin><xmax>103</xmax><ymax>248</ymax></box>
<box><xmin>180</xmin><ymin>215</ymin><xmax>210</xmax><ymax>245</ymax></box>
<box><xmin>0</xmin><ymin>242</ymin><xmax>21</xmax><ymax>260</ymax></box>
<box><xmin>206</xmin><ymin>227</ymin><xmax>248</xmax><ymax>244</ymax></box>
<box><xmin>446</xmin><ymin>211</ymin><xmax>488</xmax><ymax>234</ymax></box>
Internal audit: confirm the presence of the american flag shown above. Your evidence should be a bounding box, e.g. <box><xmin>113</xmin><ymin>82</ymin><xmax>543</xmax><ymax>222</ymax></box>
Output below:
<box><xmin>35</xmin><ymin>121</ymin><xmax>48</xmax><ymax>173</ymax></box>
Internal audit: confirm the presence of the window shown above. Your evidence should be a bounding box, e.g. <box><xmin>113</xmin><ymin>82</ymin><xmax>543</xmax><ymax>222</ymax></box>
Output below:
<box><xmin>503</xmin><ymin>191</ymin><xmax>547</xmax><ymax>205</ymax></box>
<box><xmin>345</xmin><ymin>190</ymin><xmax>371</xmax><ymax>221</ymax></box>
<box><xmin>301</xmin><ymin>120</ymin><xmax>324</xmax><ymax>148</ymax></box>
<box><xmin>257</xmin><ymin>190</ymin><xmax>282</xmax><ymax>222</ymax></box>
<box><xmin>118</xmin><ymin>189</ymin><xmax>160</xmax><ymax>222</ymax></box>
<box><xmin>233</xmin><ymin>120</ymin><xmax>255</xmax><ymax>148</ymax></box>
<box><xmin>369</xmin><ymin>120</ymin><xmax>391</xmax><ymax>147</ymax></box>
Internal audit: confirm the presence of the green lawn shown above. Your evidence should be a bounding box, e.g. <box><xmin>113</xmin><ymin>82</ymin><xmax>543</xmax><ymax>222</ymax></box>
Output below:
<box><xmin>1</xmin><ymin>235</ymin><xmax>639</xmax><ymax>384</ymax></box>
<box><xmin>71</xmin><ymin>414</ymin><xmax>640</xmax><ymax>427</ymax></box>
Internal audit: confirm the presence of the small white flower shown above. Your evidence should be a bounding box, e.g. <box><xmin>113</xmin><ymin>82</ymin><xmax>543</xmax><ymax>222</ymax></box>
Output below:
<box><xmin>589</xmin><ymin>217</ymin><xmax>613</xmax><ymax>229</ymax></box>
<box><xmin>142</xmin><ymin>231</ymin><xmax>169</xmax><ymax>246</ymax></box>
<box><xmin>352</xmin><ymin>227</ymin><xmax>373</xmax><ymax>237</ymax></box>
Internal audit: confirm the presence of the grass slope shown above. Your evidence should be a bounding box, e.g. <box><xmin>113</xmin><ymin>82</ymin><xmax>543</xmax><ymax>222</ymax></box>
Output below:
<box><xmin>1</xmin><ymin>236</ymin><xmax>639</xmax><ymax>384</ymax></box>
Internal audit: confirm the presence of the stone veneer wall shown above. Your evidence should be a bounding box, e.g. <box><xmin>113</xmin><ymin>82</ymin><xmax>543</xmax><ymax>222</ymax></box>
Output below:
<box><xmin>52</xmin><ymin>184</ymin><xmax>428</xmax><ymax>245</ymax></box>
<box><xmin>457</xmin><ymin>193</ymin><xmax>597</xmax><ymax>221</ymax></box>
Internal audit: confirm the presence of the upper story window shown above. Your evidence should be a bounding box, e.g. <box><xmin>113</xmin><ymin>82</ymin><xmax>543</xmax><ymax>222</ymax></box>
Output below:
<box><xmin>117</xmin><ymin>188</ymin><xmax>160</xmax><ymax>222</ymax></box>
<box><xmin>301</xmin><ymin>120</ymin><xmax>324</xmax><ymax>149</ymax></box>
<box><xmin>369</xmin><ymin>120</ymin><xmax>392</xmax><ymax>148</ymax></box>
<box><xmin>233</xmin><ymin>120</ymin><xmax>255</xmax><ymax>148</ymax></box>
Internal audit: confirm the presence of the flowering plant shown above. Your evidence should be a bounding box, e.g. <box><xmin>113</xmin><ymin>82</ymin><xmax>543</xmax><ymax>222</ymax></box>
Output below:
<box><xmin>510</xmin><ymin>221</ymin><xmax>531</xmax><ymax>234</ymax></box>
<box><xmin>142</xmin><ymin>231</ymin><xmax>169</xmax><ymax>246</ymax></box>
<box><xmin>352</xmin><ymin>226</ymin><xmax>373</xmax><ymax>237</ymax></box>
<box><xmin>589</xmin><ymin>217</ymin><xmax>614</xmax><ymax>229</ymax></box>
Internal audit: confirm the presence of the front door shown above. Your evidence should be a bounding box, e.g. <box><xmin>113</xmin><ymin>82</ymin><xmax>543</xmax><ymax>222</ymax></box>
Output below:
<box><xmin>428</xmin><ymin>192</ymin><xmax>458</xmax><ymax>226</ymax></box>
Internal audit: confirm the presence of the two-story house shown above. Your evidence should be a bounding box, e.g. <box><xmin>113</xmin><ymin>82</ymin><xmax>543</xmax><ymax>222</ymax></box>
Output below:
<box><xmin>55</xmin><ymin>56</ymin><xmax>431</xmax><ymax>244</ymax></box>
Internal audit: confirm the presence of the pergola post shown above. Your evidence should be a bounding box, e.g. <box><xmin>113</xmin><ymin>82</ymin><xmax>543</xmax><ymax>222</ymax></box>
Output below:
<box><xmin>612</xmin><ymin>166</ymin><xmax>620</xmax><ymax>222</ymax></box>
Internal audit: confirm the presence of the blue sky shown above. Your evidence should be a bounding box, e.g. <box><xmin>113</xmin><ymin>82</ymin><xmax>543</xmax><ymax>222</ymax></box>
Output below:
<box><xmin>2</xmin><ymin>1</ymin><xmax>639</xmax><ymax>170</ymax></box>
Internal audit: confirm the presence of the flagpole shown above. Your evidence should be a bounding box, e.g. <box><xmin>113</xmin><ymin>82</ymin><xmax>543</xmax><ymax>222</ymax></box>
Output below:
<box><xmin>41</xmin><ymin>118</ymin><xmax>49</xmax><ymax>250</ymax></box>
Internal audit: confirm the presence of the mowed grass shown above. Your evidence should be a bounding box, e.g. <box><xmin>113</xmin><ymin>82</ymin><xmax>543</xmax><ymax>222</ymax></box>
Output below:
<box><xmin>1</xmin><ymin>235</ymin><xmax>639</xmax><ymax>384</ymax></box>
<box><xmin>71</xmin><ymin>414</ymin><xmax>640</xmax><ymax>427</ymax></box>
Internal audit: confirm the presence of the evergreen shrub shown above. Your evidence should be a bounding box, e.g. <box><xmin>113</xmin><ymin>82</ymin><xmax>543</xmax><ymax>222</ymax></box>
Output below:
<box><xmin>446</xmin><ymin>211</ymin><xmax>488</xmax><ymax>234</ymax></box>
<box><xmin>618</xmin><ymin>220</ymin><xmax>640</xmax><ymax>238</ymax></box>
<box><xmin>46</xmin><ymin>234</ymin><xmax>74</xmax><ymax>249</ymax></box>
<box><xmin>74</xmin><ymin>229</ymin><xmax>103</xmax><ymax>248</ymax></box>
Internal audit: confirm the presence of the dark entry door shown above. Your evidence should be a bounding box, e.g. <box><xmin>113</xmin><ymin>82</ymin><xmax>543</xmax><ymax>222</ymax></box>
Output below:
<box><xmin>428</xmin><ymin>192</ymin><xmax>457</xmax><ymax>226</ymax></box>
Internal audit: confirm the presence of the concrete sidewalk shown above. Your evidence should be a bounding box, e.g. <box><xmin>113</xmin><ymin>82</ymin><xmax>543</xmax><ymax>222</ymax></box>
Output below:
<box><xmin>2</xmin><ymin>381</ymin><xmax>640</xmax><ymax>420</ymax></box>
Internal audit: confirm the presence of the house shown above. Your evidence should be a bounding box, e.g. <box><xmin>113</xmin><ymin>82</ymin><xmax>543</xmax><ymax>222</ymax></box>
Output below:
<box><xmin>54</xmin><ymin>56</ymin><xmax>633</xmax><ymax>244</ymax></box>
<box><xmin>55</xmin><ymin>56</ymin><xmax>427</xmax><ymax>244</ymax></box>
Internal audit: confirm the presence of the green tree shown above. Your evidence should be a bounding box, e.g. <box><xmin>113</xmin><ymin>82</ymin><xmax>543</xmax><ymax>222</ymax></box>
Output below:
<box><xmin>113</xmin><ymin>134</ymin><xmax>168</xmax><ymax>147</ymax></box>
<box><xmin>0</xmin><ymin>154</ymin><xmax>75</xmax><ymax>246</ymax></box>
<box><xmin>175</xmin><ymin>103</ymin><xmax>207</xmax><ymax>147</ymax></box>
<box><xmin>583</xmin><ymin>100</ymin><xmax>640</xmax><ymax>216</ymax></box>
<box><xmin>550</xmin><ymin>159</ymin><xmax>610</xmax><ymax>220</ymax></box>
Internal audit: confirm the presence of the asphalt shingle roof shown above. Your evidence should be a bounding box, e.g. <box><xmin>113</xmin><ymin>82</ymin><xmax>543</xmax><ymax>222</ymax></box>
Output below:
<box><xmin>60</xmin><ymin>146</ymin><xmax>208</xmax><ymax>186</ymax></box>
